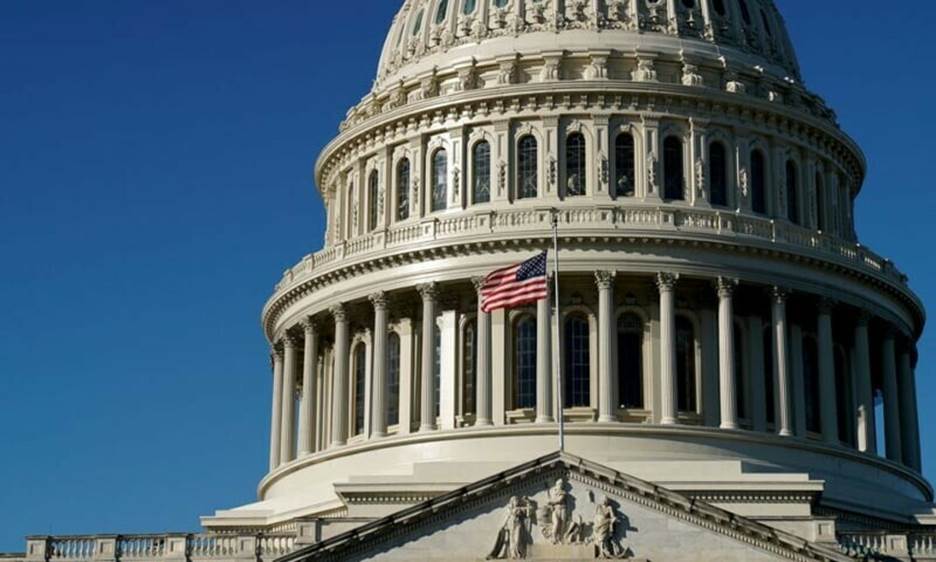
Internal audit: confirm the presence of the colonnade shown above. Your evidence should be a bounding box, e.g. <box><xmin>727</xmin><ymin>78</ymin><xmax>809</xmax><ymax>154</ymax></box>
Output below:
<box><xmin>266</xmin><ymin>272</ymin><xmax>922</xmax><ymax>475</ymax></box>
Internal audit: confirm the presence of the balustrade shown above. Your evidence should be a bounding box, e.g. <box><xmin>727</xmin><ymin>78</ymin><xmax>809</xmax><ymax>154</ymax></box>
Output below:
<box><xmin>273</xmin><ymin>205</ymin><xmax>910</xmax><ymax>297</ymax></box>
<box><xmin>26</xmin><ymin>534</ymin><xmax>296</xmax><ymax>562</ymax></box>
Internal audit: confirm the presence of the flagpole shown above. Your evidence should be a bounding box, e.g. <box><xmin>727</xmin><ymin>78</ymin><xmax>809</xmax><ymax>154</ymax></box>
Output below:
<box><xmin>551</xmin><ymin>208</ymin><xmax>564</xmax><ymax>453</ymax></box>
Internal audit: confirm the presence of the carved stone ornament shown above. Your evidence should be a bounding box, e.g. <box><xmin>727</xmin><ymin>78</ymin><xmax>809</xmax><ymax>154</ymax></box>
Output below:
<box><xmin>646</xmin><ymin>151</ymin><xmax>658</xmax><ymax>193</ymax></box>
<box><xmin>681</xmin><ymin>62</ymin><xmax>704</xmax><ymax>87</ymax></box>
<box><xmin>632</xmin><ymin>58</ymin><xmax>658</xmax><ymax>82</ymax></box>
<box><xmin>592</xmin><ymin>496</ymin><xmax>631</xmax><ymax>559</ymax></box>
<box><xmin>695</xmin><ymin>157</ymin><xmax>707</xmax><ymax>200</ymax></box>
<box><xmin>738</xmin><ymin>166</ymin><xmax>750</xmax><ymax>198</ymax></box>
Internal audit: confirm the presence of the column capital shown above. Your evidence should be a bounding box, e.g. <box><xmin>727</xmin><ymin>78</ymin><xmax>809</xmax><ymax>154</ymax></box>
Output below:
<box><xmin>656</xmin><ymin>272</ymin><xmax>679</xmax><ymax>292</ymax></box>
<box><xmin>471</xmin><ymin>276</ymin><xmax>486</xmax><ymax>293</ymax></box>
<box><xmin>856</xmin><ymin>309</ymin><xmax>873</xmax><ymax>327</ymax></box>
<box><xmin>369</xmin><ymin>291</ymin><xmax>389</xmax><ymax>311</ymax></box>
<box><xmin>595</xmin><ymin>270</ymin><xmax>617</xmax><ymax>290</ymax></box>
<box><xmin>769</xmin><ymin>286</ymin><xmax>790</xmax><ymax>304</ymax></box>
<box><xmin>417</xmin><ymin>282</ymin><xmax>438</xmax><ymax>302</ymax></box>
<box><xmin>330</xmin><ymin>303</ymin><xmax>348</xmax><ymax>323</ymax></box>
<box><xmin>282</xmin><ymin>334</ymin><xmax>299</xmax><ymax>349</ymax></box>
<box><xmin>817</xmin><ymin>297</ymin><xmax>836</xmax><ymax>315</ymax></box>
<box><xmin>715</xmin><ymin>277</ymin><xmax>739</xmax><ymax>298</ymax></box>
<box><xmin>301</xmin><ymin>316</ymin><xmax>318</xmax><ymax>334</ymax></box>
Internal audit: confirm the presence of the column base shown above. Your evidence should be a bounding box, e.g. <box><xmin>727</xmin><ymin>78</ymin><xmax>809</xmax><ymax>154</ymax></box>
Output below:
<box><xmin>779</xmin><ymin>429</ymin><xmax>793</xmax><ymax>437</ymax></box>
<box><xmin>597</xmin><ymin>415</ymin><xmax>617</xmax><ymax>423</ymax></box>
<box><xmin>475</xmin><ymin>419</ymin><xmax>493</xmax><ymax>426</ymax></box>
<box><xmin>419</xmin><ymin>424</ymin><xmax>437</xmax><ymax>432</ymax></box>
<box><xmin>536</xmin><ymin>416</ymin><xmax>556</xmax><ymax>424</ymax></box>
<box><xmin>720</xmin><ymin>422</ymin><xmax>739</xmax><ymax>430</ymax></box>
<box><xmin>660</xmin><ymin>417</ymin><xmax>677</xmax><ymax>425</ymax></box>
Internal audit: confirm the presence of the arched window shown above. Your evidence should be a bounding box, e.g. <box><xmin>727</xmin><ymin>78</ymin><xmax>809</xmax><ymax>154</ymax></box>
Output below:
<box><xmin>431</xmin><ymin>149</ymin><xmax>448</xmax><ymax>212</ymax></box>
<box><xmin>435</xmin><ymin>0</ymin><xmax>449</xmax><ymax>24</ymax></box>
<box><xmin>750</xmin><ymin>150</ymin><xmax>767</xmax><ymax>214</ymax></box>
<box><xmin>514</xmin><ymin>316</ymin><xmax>537</xmax><ymax>409</ymax></box>
<box><xmin>412</xmin><ymin>10</ymin><xmax>425</xmax><ymax>36</ymax></box>
<box><xmin>368</xmin><ymin>170</ymin><xmax>379</xmax><ymax>231</ymax></box>
<box><xmin>493</xmin><ymin>0</ymin><xmax>508</xmax><ymax>7</ymax></box>
<box><xmin>734</xmin><ymin>322</ymin><xmax>747</xmax><ymax>420</ymax></box>
<box><xmin>463</xmin><ymin>0</ymin><xmax>477</xmax><ymax>15</ymax></box>
<box><xmin>617</xmin><ymin>313</ymin><xmax>643</xmax><ymax>409</ymax></box>
<box><xmin>472</xmin><ymin>141</ymin><xmax>491</xmax><ymax>205</ymax></box>
<box><xmin>614</xmin><ymin>132</ymin><xmax>636</xmax><ymax>198</ymax></box>
<box><xmin>347</xmin><ymin>182</ymin><xmax>357</xmax><ymax>237</ymax></box>
<box><xmin>786</xmin><ymin>160</ymin><xmax>799</xmax><ymax>224</ymax></box>
<box><xmin>517</xmin><ymin>135</ymin><xmax>538</xmax><ymax>199</ymax></box>
<box><xmin>675</xmin><ymin>316</ymin><xmax>696</xmax><ymax>413</ymax></box>
<box><xmin>353</xmin><ymin>343</ymin><xmax>367</xmax><ymax>436</ymax></box>
<box><xmin>760</xmin><ymin>9</ymin><xmax>773</xmax><ymax>37</ymax></box>
<box><xmin>564</xmin><ymin>314</ymin><xmax>591</xmax><ymax>408</ymax></box>
<box><xmin>663</xmin><ymin>136</ymin><xmax>685</xmax><ymax>201</ymax></box>
<box><xmin>816</xmin><ymin>172</ymin><xmax>826</xmax><ymax>231</ymax></box>
<box><xmin>712</xmin><ymin>0</ymin><xmax>726</xmax><ymax>16</ymax></box>
<box><xmin>803</xmin><ymin>337</ymin><xmax>820</xmax><ymax>434</ymax></box>
<box><xmin>396</xmin><ymin>159</ymin><xmax>410</xmax><ymax>221</ymax></box>
<box><xmin>463</xmin><ymin>319</ymin><xmax>477</xmax><ymax>415</ymax></box>
<box><xmin>709</xmin><ymin>141</ymin><xmax>728</xmax><ymax>207</ymax></box>
<box><xmin>387</xmin><ymin>333</ymin><xmax>401</xmax><ymax>427</ymax></box>
<box><xmin>763</xmin><ymin>323</ymin><xmax>775</xmax><ymax>425</ymax></box>
<box><xmin>566</xmin><ymin>133</ymin><xmax>586</xmax><ymax>197</ymax></box>
<box><xmin>433</xmin><ymin>324</ymin><xmax>441</xmax><ymax>417</ymax></box>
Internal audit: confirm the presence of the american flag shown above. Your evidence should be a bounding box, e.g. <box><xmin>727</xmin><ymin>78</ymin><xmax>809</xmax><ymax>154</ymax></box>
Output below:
<box><xmin>480</xmin><ymin>252</ymin><xmax>549</xmax><ymax>313</ymax></box>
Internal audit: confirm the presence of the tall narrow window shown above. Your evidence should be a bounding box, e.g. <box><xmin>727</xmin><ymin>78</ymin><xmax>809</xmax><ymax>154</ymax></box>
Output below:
<box><xmin>709</xmin><ymin>142</ymin><xmax>728</xmax><ymax>207</ymax></box>
<box><xmin>514</xmin><ymin>316</ymin><xmax>537</xmax><ymax>409</ymax></box>
<box><xmin>433</xmin><ymin>324</ymin><xmax>441</xmax><ymax>417</ymax></box>
<box><xmin>566</xmin><ymin>133</ymin><xmax>586</xmax><ymax>197</ymax></box>
<box><xmin>738</xmin><ymin>0</ymin><xmax>752</xmax><ymax>25</ymax></box>
<box><xmin>663</xmin><ymin>136</ymin><xmax>685</xmax><ymax>201</ymax></box>
<box><xmin>751</xmin><ymin>150</ymin><xmax>767</xmax><ymax>214</ymax></box>
<box><xmin>463</xmin><ymin>320</ymin><xmax>477</xmax><ymax>415</ymax></box>
<box><xmin>463</xmin><ymin>0</ymin><xmax>477</xmax><ymax>15</ymax></box>
<box><xmin>614</xmin><ymin>132</ymin><xmax>636</xmax><ymax>198</ymax></box>
<box><xmin>834</xmin><ymin>346</ymin><xmax>852</xmax><ymax>445</ymax></box>
<box><xmin>734</xmin><ymin>323</ymin><xmax>747</xmax><ymax>419</ymax></box>
<box><xmin>804</xmin><ymin>337</ymin><xmax>820</xmax><ymax>434</ymax></box>
<box><xmin>353</xmin><ymin>343</ymin><xmax>366</xmax><ymax>436</ymax></box>
<box><xmin>412</xmin><ymin>10</ymin><xmax>425</xmax><ymax>36</ymax></box>
<box><xmin>816</xmin><ymin>172</ymin><xmax>826</xmax><ymax>231</ymax></box>
<box><xmin>786</xmin><ymin>160</ymin><xmax>799</xmax><ymax>224</ymax></box>
<box><xmin>387</xmin><ymin>333</ymin><xmax>401</xmax><ymax>427</ymax></box>
<box><xmin>517</xmin><ymin>135</ymin><xmax>538</xmax><ymax>199</ymax></box>
<box><xmin>763</xmin><ymin>324</ymin><xmax>775</xmax><ymax>424</ymax></box>
<box><xmin>432</xmin><ymin>149</ymin><xmax>448</xmax><ymax>212</ymax></box>
<box><xmin>435</xmin><ymin>0</ymin><xmax>449</xmax><ymax>24</ymax></box>
<box><xmin>368</xmin><ymin>170</ymin><xmax>379</xmax><ymax>231</ymax></box>
<box><xmin>676</xmin><ymin>316</ymin><xmax>696</xmax><ymax>413</ymax></box>
<box><xmin>617</xmin><ymin>313</ymin><xmax>644</xmax><ymax>409</ymax></box>
<box><xmin>564</xmin><ymin>314</ymin><xmax>591</xmax><ymax>408</ymax></box>
<box><xmin>493</xmin><ymin>0</ymin><xmax>508</xmax><ymax>7</ymax></box>
<box><xmin>347</xmin><ymin>183</ymin><xmax>356</xmax><ymax>237</ymax></box>
<box><xmin>396</xmin><ymin>159</ymin><xmax>411</xmax><ymax>221</ymax></box>
<box><xmin>472</xmin><ymin>141</ymin><xmax>491</xmax><ymax>204</ymax></box>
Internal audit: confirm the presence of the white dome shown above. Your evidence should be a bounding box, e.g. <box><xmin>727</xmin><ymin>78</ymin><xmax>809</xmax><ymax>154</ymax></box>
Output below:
<box><xmin>375</xmin><ymin>0</ymin><xmax>801</xmax><ymax>92</ymax></box>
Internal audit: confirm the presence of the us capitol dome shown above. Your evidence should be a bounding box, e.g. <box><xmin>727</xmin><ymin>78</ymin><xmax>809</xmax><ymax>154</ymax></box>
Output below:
<box><xmin>12</xmin><ymin>1</ymin><xmax>936</xmax><ymax>561</ymax></box>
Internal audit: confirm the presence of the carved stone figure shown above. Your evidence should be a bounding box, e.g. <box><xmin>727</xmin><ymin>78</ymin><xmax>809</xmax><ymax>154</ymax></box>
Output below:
<box><xmin>540</xmin><ymin>478</ymin><xmax>570</xmax><ymax>544</ymax></box>
<box><xmin>646</xmin><ymin>152</ymin><xmax>658</xmax><ymax>193</ymax></box>
<box><xmin>592</xmin><ymin>496</ymin><xmax>629</xmax><ymax>559</ymax></box>
<box><xmin>487</xmin><ymin>496</ymin><xmax>534</xmax><ymax>560</ymax></box>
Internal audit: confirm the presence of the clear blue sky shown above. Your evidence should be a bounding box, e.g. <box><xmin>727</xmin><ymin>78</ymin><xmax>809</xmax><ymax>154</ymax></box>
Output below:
<box><xmin>1</xmin><ymin>1</ymin><xmax>933</xmax><ymax>551</ymax></box>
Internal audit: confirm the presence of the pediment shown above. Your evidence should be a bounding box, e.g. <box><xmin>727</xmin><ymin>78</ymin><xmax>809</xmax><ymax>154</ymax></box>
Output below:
<box><xmin>279</xmin><ymin>452</ymin><xmax>852</xmax><ymax>562</ymax></box>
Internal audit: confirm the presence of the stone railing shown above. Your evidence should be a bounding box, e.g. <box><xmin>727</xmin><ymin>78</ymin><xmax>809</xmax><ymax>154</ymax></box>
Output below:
<box><xmin>21</xmin><ymin>534</ymin><xmax>296</xmax><ymax>562</ymax></box>
<box><xmin>274</xmin><ymin>206</ymin><xmax>909</xmax><ymax>295</ymax></box>
<box><xmin>837</xmin><ymin>532</ymin><xmax>936</xmax><ymax>561</ymax></box>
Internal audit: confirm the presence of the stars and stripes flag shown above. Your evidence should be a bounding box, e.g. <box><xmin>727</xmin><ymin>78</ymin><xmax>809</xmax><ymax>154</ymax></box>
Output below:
<box><xmin>480</xmin><ymin>252</ymin><xmax>549</xmax><ymax>313</ymax></box>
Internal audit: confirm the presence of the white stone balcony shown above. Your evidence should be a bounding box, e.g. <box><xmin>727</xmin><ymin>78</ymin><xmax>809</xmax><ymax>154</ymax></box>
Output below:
<box><xmin>15</xmin><ymin>534</ymin><xmax>296</xmax><ymax>562</ymax></box>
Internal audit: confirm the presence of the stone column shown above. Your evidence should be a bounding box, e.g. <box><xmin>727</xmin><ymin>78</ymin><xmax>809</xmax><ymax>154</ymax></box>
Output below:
<box><xmin>370</xmin><ymin>292</ymin><xmax>389</xmax><ymax>438</ymax></box>
<box><xmin>269</xmin><ymin>348</ymin><xmax>284</xmax><ymax>471</ymax></box>
<box><xmin>790</xmin><ymin>323</ymin><xmax>807</xmax><ymax>438</ymax></box>
<box><xmin>770</xmin><ymin>288</ymin><xmax>793</xmax><ymax>437</ymax></box>
<box><xmin>418</xmin><ymin>283</ymin><xmax>438</xmax><ymax>432</ymax></box>
<box><xmin>280</xmin><ymin>335</ymin><xmax>298</xmax><ymax>463</ymax></box>
<box><xmin>473</xmin><ymin>278</ymin><xmax>493</xmax><ymax>426</ymax></box>
<box><xmin>597</xmin><ymin>271</ymin><xmax>617</xmax><ymax>422</ymax></box>
<box><xmin>881</xmin><ymin>330</ymin><xmax>902</xmax><ymax>463</ymax></box>
<box><xmin>717</xmin><ymin>278</ymin><xmax>739</xmax><ymax>430</ymax></box>
<box><xmin>898</xmin><ymin>349</ymin><xmax>922</xmax><ymax>471</ymax></box>
<box><xmin>854</xmin><ymin>313</ymin><xmax>876</xmax><ymax>455</ymax></box>
<box><xmin>817</xmin><ymin>300</ymin><xmax>839</xmax><ymax>445</ymax></box>
<box><xmin>298</xmin><ymin>319</ymin><xmax>318</xmax><ymax>456</ymax></box>
<box><xmin>331</xmin><ymin>304</ymin><xmax>350</xmax><ymax>448</ymax></box>
<box><xmin>657</xmin><ymin>273</ymin><xmax>679</xmax><ymax>425</ymax></box>
<box><xmin>536</xmin><ymin>283</ymin><xmax>554</xmax><ymax>423</ymax></box>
